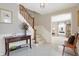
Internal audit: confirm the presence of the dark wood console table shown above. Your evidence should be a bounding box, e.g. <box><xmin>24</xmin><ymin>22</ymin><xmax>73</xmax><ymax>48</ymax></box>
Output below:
<box><xmin>5</xmin><ymin>35</ymin><xmax>31</xmax><ymax>56</ymax></box>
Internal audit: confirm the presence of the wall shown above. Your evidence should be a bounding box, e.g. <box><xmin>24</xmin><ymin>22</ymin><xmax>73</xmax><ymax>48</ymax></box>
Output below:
<box><xmin>0</xmin><ymin>3</ymin><xmax>23</xmax><ymax>55</ymax></box>
<box><xmin>73</xmin><ymin>6</ymin><xmax>79</xmax><ymax>32</ymax></box>
<box><xmin>28</xmin><ymin>10</ymin><xmax>41</xmax><ymax>26</ymax></box>
<box><xmin>0</xmin><ymin>4</ymin><xmax>23</xmax><ymax>34</ymax></box>
<box><xmin>73</xmin><ymin>6</ymin><xmax>79</xmax><ymax>55</ymax></box>
<box><xmin>38</xmin><ymin>15</ymin><xmax>51</xmax><ymax>32</ymax></box>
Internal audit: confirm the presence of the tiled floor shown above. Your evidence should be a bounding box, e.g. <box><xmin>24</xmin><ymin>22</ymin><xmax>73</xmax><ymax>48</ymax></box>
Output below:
<box><xmin>9</xmin><ymin>36</ymin><xmax>75</xmax><ymax>56</ymax></box>
<box><xmin>9</xmin><ymin>43</ymin><xmax>61</xmax><ymax>56</ymax></box>
<box><xmin>9</xmin><ymin>43</ymin><xmax>75</xmax><ymax>56</ymax></box>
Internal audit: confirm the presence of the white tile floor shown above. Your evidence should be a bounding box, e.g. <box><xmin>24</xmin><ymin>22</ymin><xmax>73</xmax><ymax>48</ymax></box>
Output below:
<box><xmin>9</xmin><ymin>44</ymin><xmax>60</xmax><ymax>56</ymax></box>
<box><xmin>8</xmin><ymin>36</ymin><xmax>76</xmax><ymax>56</ymax></box>
<box><xmin>9</xmin><ymin>43</ymin><xmax>75</xmax><ymax>56</ymax></box>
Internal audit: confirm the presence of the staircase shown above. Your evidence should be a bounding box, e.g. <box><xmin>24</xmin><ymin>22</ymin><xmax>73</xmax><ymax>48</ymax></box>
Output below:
<box><xmin>19</xmin><ymin>4</ymin><xmax>36</xmax><ymax>43</ymax></box>
<box><xmin>19</xmin><ymin>4</ymin><xmax>46</xmax><ymax>45</ymax></box>
<box><xmin>34</xmin><ymin>26</ymin><xmax>47</xmax><ymax>45</ymax></box>
<box><xmin>36</xmin><ymin>32</ymin><xmax>46</xmax><ymax>45</ymax></box>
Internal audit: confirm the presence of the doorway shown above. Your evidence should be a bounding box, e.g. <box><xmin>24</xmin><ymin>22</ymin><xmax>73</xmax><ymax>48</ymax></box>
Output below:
<box><xmin>51</xmin><ymin>13</ymin><xmax>72</xmax><ymax>47</ymax></box>
<box><xmin>51</xmin><ymin>13</ymin><xmax>72</xmax><ymax>37</ymax></box>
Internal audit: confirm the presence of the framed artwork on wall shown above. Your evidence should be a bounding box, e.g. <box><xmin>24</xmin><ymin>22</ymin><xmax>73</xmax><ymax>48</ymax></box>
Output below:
<box><xmin>77</xmin><ymin>10</ymin><xmax>79</xmax><ymax>26</ymax></box>
<box><xmin>0</xmin><ymin>8</ymin><xmax>12</xmax><ymax>23</ymax></box>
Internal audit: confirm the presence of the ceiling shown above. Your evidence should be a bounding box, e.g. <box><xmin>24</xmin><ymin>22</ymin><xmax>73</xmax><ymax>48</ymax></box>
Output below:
<box><xmin>22</xmin><ymin>3</ymin><xmax>79</xmax><ymax>14</ymax></box>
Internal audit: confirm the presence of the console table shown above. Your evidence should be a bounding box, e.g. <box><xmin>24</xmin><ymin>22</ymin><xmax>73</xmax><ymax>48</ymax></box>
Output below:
<box><xmin>5</xmin><ymin>35</ymin><xmax>31</xmax><ymax>56</ymax></box>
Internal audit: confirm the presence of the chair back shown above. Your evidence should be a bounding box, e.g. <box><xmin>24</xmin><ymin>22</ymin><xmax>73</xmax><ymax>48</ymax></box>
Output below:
<box><xmin>74</xmin><ymin>33</ymin><xmax>79</xmax><ymax>45</ymax></box>
<box><xmin>67</xmin><ymin>33</ymin><xmax>78</xmax><ymax>45</ymax></box>
<box><xmin>68</xmin><ymin>35</ymin><xmax>75</xmax><ymax>45</ymax></box>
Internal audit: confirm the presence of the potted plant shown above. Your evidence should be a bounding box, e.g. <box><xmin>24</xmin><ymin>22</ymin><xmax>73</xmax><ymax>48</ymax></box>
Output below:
<box><xmin>21</xmin><ymin>23</ymin><xmax>29</xmax><ymax>36</ymax></box>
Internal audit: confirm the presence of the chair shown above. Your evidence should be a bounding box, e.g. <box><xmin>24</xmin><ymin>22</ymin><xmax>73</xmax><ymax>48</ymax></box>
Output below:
<box><xmin>62</xmin><ymin>33</ymin><xmax>78</xmax><ymax>56</ymax></box>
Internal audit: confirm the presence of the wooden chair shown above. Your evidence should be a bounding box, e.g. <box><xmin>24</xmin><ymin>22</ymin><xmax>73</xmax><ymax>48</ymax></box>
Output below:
<box><xmin>62</xmin><ymin>33</ymin><xmax>78</xmax><ymax>56</ymax></box>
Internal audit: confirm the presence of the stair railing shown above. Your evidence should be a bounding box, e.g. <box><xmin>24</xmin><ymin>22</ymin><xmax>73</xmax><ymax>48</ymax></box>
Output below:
<box><xmin>19</xmin><ymin>4</ymin><xmax>37</xmax><ymax>43</ymax></box>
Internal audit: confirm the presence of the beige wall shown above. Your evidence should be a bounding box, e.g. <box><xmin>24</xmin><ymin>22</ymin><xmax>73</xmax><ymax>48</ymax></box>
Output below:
<box><xmin>28</xmin><ymin>10</ymin><xmax>41</xmax><ymax>26</ymax></box>
<box><xmin>73</xmin><ymin>6</ymin><xmax>79</xmax><ymax>32</ymax></box>
<box><xmin>38</xmin><ymin>15</ymin><xmax>51</xmax><ymax>32</ymax></box>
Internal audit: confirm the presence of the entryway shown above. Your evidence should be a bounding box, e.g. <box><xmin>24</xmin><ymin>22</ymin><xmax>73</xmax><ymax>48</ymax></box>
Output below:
<box><xmin>51</xmin><ymin>13</ymin><xmax>73</xmax><ymax>55</ymax></box>
<box><xmin>51</xmin><ymin>13</ymin><xmax>72</xmax><ymax>37</ymax></box>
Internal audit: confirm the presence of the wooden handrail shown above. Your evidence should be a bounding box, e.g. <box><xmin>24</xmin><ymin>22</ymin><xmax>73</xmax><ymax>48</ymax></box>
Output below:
<box><xmin>19</xmin><ymin>4</ymin><xmax>37</xmax><ymax>43</ymax></box>
<box><xmin>19</xmin><ymin>4</ymin><xmax>33</xmax><ymax>19</ymax></box>
<box><xmin>19</xmin><ymin>4</ymin><xmax>34</xmax><ymax>28</ymax></box>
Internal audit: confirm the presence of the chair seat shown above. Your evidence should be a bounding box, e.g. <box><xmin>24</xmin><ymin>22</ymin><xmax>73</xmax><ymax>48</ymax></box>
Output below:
<box><xmin>62</xmin><ymin>33</ymin><xmax>79</xmax><ymax>56</ymax></box>
<box><xmin>64</xmin><ymin>44</ymin><xmax>76</xmax><ymax>48</ymax></box>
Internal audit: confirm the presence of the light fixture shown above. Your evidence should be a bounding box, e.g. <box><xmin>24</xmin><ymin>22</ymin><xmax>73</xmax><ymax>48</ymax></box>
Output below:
<box><xmin>40</xmin><ymin>3</ymin><xmax>45</xmax><ymax>8</ymax></box>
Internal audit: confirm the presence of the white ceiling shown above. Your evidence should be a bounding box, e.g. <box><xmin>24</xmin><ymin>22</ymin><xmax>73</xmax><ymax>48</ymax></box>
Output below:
<box><xmin>22</xmin><ymin>3</ymin><xmax>78</xmax><ymax>14</ymax></box>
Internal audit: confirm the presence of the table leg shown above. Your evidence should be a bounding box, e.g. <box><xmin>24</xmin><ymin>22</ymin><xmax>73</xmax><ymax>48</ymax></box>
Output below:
<box><xmin>62</xmin><ymin>45</ymin><xmax>65</xmax><ymax>56</ymax></box>
<box><xmin>5</xmin><ymin>40</ymin><xmax>7</xmax><ymax>55</ymax></box>
<box><xmin>26</xmin><ymin>39</ymin><xmax>28</xmax><ymax>44</ymax></box>
<box><xmin>26</xmin><ymin>39</ymin><xmax>28</xmax><ymax>47</ymax></box>
<box><xmin>29</xmin><ymin>38</ymin><xmax>32</xmax><ymax>48</ymax></box>
<box><xmin>6</xmin><ymin>43</ymin><xmax>9</xmax><ymax>56</ymax></box>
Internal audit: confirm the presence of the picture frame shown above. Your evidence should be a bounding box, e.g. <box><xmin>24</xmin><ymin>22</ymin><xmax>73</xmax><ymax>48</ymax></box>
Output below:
<box><xmin>77</xmin><ymin>10</ymin><xmax>79</xmax><ymax>26</ymax></box>
<box><xmin>0</xmin><ymin>8</ymin><xmax>12</xmax><ymax>23</ymax></box>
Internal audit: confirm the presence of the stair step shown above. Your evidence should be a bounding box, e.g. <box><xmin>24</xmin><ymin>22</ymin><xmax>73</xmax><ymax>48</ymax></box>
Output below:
<box><xmin>32</xmin><ymin>29</ymin><xmax>47</xmax><ymax>44</ymax></box>
<box><xmin>36</xmin><ymin>33</ymin><xmax>40</xmax><ymax>35</ymax></box>
<box><xmin>32</xmin><ymin>38</ymin><xmax>47</xmax><ymax>45</ymax></box>
<box><xmin>36</xmin><ymin>35</ymin><xmax>41</xmax><ymax>38</ymax></box>
<box><xmin>38</xmin><ymin>40</ymin><xmax>47</xmax><ymax>44</ymax></box>
<box><xmin>37</xmin><ymin>39</ymin><xmax>45</xmax><ymax>43</ymax></box>
<box><xmin>36</xmin><ymin>38</ymin><xmax>42</xmax><ymax>40</ymax></box>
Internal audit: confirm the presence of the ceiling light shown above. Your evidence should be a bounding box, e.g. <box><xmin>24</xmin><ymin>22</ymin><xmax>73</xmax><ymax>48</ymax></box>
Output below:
<box><xmin>40</xmin><ymin>3</ymin><xmax>45</xmax><ymax>8</ymax></box>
